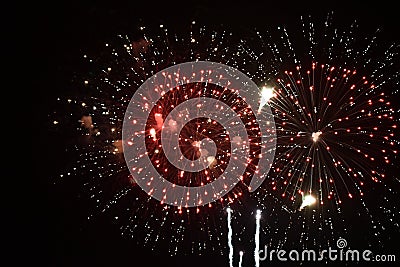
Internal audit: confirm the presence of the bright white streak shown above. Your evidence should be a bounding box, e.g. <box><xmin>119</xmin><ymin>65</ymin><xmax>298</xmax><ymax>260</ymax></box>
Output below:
<box><xmin>255</xmin><ymin>209</ymin><xmax>261</xmax><ymax>267</ymax></box>
<box><xmin>299</xmin><ymin>194</ymin><xmax>317</xmax><ymax>210</ymax></box>
<box><xmin>258</xmin><ymin>86</ymin><xmax>275</xmax><ymax>113</ymax></box>
<box><xmin>239</xmin><ymin>251</ymin><xmax>244</xmax><ymax>267</ymax></box>
<box><xmin>227</xmin><ymin>207</ymin><xmax>233</xmax><ymax>267</ymax></box>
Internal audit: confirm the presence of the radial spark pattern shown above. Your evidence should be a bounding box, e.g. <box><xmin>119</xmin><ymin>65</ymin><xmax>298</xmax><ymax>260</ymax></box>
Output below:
<box><xmin>51</xmin><ymin>22</ymin><xmax>272</xmax><ymax>254</ymax></box>
<box><xmin>239</xmin><ymin>13</ymin><xmax>400</xmax><ymax>257</ymax></box>
<box><xmin>50</xmin><ymin>13</ymin><xmax>400</xmax><ymax>259</ymax></box>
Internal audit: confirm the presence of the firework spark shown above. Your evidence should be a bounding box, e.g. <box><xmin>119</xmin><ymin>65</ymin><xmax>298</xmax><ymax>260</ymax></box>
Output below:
<box><xmin>299</xmin><ymin>194</ymin><xmax>317</xmax><ymax>211</ymax></box>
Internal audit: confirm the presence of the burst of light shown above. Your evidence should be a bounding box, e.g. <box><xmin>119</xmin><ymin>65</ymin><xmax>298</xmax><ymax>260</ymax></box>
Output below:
<box><xmin>52</xmin><ymin>21</ymin><xmax>271</xmax><ymax>253</ymax></box>
<box><xmin>206</xmin><ymin>156</ymin><xmax>216</xmax><ymax>165</ymax></box>
<box><xmin>311</xmin><ymin>131</ymin><xmax>322</xmax><ymax>142</ymax></box>
<box><xmin>261</xmin><ymin>86</ymin><xmax>275</xmax><ymax>101</ymax></box>
<box><xmin>258</xmin><ymin>86</ymin><xmax>275</xmax><ymax>113</ymax></box>
<box><xmin>299</xmin><ymin>194</ymin><xmax>317</xmax><ymax>210</ymax></box>
<box><xmin>149</xmin><ymin>128</ymin><xmax>156</xmax><ymax>140</ymax></box>
<box><xmin>50</xmin><ymin>13</ymin><xmax>399</xmax><ymax>259</ymax></box>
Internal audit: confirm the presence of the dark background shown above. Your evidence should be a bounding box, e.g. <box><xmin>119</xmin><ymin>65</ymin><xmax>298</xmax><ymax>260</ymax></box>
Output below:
<box><xmin>28</xmin><ymin>1</ymin><xmax>399</xmax><ymax>266</ymax></box>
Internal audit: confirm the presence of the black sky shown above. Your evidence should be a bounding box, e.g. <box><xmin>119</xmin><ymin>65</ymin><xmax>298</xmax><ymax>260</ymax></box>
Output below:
<box><xmin>29</xmin><ymin>1</ymin><xmax>399</xmax><ymax>267</ymax></box>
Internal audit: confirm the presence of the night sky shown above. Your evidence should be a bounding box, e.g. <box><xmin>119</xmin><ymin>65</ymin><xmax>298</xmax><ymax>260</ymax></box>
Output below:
<box><xmin>30</xmin><ymin>1</ymin><xmax>399</xmax><ymax>266</ymax></box>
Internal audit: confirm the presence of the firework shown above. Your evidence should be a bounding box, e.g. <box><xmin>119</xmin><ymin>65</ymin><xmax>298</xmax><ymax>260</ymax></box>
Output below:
<box><xmin>122</xmin><ymin>60</ymin><xmax>275</xmax><ymax>208</ymax></box>
<box><xmin>49</xmin><ymin>11</ymin><xmax>399</xmax><ymax>262</ymax></box>
<box><xmin>50</xmin><ymin>21</ymin><xmax>276</xmax><ymax>255</ymax></box>
<box><xmin>263</xmin><ymin>62</ymin><xmax>397</xmax><ymax>205</ymax></box>
<box><xmin>216</xmin><ymin>13</ymin><xmax>399</xmax><ymax>266</ymax></box>
<box><xmin>250</xmin><ymin>13</ymin><xmax>399</xmax><ymax>203</ymax></box>
<box><xmin>241</xmin><ymin>12</ymin><xmax>400</xmax><ymax>255</ymax></box>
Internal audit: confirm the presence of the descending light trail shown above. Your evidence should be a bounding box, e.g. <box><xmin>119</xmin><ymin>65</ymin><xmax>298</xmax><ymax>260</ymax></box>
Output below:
<box><xmin>227</xmin><ymin>207</ymin><xmax>233</xmax><ymax>267</ymax></box>
<box><xmin>255</xmin><ymin>209</ymin><xmax>261</xmax><ymax>267</ymax></box>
